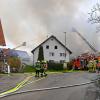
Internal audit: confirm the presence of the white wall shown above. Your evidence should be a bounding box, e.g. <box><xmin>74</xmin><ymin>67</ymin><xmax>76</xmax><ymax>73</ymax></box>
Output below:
<box><xmin>33</xmin><ymin>37</ymin><xmax>70</xmax><ymax>64</ymax></box>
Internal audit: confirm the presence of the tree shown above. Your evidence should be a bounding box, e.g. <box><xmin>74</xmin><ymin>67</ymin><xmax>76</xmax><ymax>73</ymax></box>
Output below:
<box><xmin>88</xmin><ymin>3</ymin><xmax>100</xmax><ymax>32</ymax></box>
<box><xmin>38</xmin><ymin>46</ymin><xmax>44</xmax><ymax>62</ymax></box>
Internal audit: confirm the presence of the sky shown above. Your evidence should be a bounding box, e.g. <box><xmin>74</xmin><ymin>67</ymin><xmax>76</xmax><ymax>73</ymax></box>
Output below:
<box><xmin>0</xmin><ymin>0</ymin><xmax>100</xmax><ymax>56</ymax></box>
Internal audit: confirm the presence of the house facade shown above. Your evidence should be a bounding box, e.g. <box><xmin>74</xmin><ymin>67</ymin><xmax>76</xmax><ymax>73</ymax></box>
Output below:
<box><xmin>31</xmin><ymin>35</ymin><xmax>72</xmax><ymax>65</ymax></box>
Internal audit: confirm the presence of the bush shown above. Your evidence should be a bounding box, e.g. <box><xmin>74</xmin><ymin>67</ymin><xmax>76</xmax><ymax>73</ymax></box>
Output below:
<box><xmin>47</xmin><ymin>62</ymin><xmax>63</xmax><ymax>71</ymax></box>
<box><xmin>67</xmin><ymin>62</ymin><xmax>73</xmax><ymax>70</ymax></box>
<box><xmin>7</xmin><ymin>57</ymin><xmax>21</xmax><ymax>72</ymax></box>
<box><xmin>8</xmin><ymin>57</ymin><xmax>21</xmax><ymax>68</ymax></box>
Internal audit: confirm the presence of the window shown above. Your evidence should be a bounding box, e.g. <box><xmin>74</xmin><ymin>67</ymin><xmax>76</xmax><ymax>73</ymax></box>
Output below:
<box><xmin>46</xmin><ymin>45</ymin><xmax>49</xmax><ymax>49</ymax></box>
<box><xmin>60</xmin><ymin>53</ymin><xmax>66</xmax><ymax>57</ymax></box>
<box><xmin>49</xmin><ymin>52</ymin><xmax>54</xmax><ymax>56</ymax></box>
<box><xmin>55</xmin><ymin>46</ymin><xmax>58</xmax><ymax>49</ymax></box>
<box><xmin>60</xmin><ymin>60</ymin><xmax>65</xmax><ymax>63</ymax></box>
<box><xmin>60</xmin><ymin>53</ymin><xmax>62</xmax><ymax>56</ymax></box>
<box><xmin>49</xmin><ymin>60</ymin><xmax>54</xmax><ymax>63</ymax></box>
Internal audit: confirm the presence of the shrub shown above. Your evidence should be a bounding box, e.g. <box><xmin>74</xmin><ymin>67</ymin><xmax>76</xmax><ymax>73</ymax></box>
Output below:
<box><xmin>7</xmin><ymin>57</ymin><xmax>21</xmax><ymax>72</ymax></box>
<box><xmin>67</xmin><ymin>61</ymin><xmax>73</xmax><ymax>70</ymax></box>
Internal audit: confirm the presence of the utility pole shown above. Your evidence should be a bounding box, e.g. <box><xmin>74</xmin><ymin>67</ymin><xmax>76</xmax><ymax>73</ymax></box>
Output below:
<box><xmin>64</xmin><ymin>32</ymin><xmax>67</xmax><ymax>61</ymax></box>
<box><xmin>63</xmin><ymin>32</ymin><xmax>67</xmax><ymax>70</ymax></box>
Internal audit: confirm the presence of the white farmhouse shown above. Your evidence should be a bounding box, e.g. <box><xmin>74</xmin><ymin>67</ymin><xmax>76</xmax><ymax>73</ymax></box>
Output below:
<box><xmin>31</xmin><ymin>35</ymin><xmax>72</xmax><ymax>64</ymax></box>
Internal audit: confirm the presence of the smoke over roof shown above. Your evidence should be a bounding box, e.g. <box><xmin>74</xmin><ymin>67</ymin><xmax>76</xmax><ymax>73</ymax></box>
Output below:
<box><xmin>0</xmin><ymin>0</ymin><xmax>99</xmax><ymax>56</ymax></box>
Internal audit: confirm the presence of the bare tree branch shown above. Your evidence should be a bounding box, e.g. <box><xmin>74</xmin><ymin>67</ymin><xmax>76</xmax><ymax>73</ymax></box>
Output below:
<box><xmin>88</xmin><ymin>3</ymin><xmax>100</xmax><ymax>24</ymax></box>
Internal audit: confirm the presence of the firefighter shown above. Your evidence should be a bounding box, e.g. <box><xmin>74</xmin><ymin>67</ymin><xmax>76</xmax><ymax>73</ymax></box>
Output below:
<box><xmin>88</xmin><ymin>59</ymin><xmax>94</xmax><ymax>72</ymax></box>
<box><xmin>35</xmin><ymin>61</ymin><xmax>41</xmax><ymax>77</ymax></box>
<box><xmin>92</xmin><ymin>59</ymin><xmax>96</xmax><ymax>72</ymax></box>
<box><xmin>40</xmin><ymin>61</ymin><xmax>44</xmax><ymax>77</ymax></box>
<box><xmin>97</xmin><ymin>60</ymin><xmax>100</xmax><ymax>73</ymax></box>
<box><xmin>43</xmin><ymin>61</ymin><xmax>48</xmax><ymax>76</ymax></box>
<box><xmin>88</xmin><ymin>58</ymin><xmax>96</xmax><ymax>72</ymax></box>
<box><xmin>40</xmin><ymin>61</ymin><xmax>48</xmax><ymax>77</ymax></box>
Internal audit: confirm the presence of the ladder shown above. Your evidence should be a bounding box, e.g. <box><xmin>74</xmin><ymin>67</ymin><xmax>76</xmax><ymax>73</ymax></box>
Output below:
<box><xmin>72</xmin><ymin>28</ymin><xmax>97</xmax><ymax>53</ymax></box>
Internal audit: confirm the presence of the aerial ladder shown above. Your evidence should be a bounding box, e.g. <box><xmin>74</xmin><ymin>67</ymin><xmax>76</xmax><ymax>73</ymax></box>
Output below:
<box><xmin>72</xmin><ymin>28</ymin><xmax>97</xmax><ymax>53</ymax></box>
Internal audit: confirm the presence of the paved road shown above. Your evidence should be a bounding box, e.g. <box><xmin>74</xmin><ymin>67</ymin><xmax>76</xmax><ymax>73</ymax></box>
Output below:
<box><xmin>0</xmin><ymin>73</ymin><xmax>32</xmax><ymax>93</ymax></box>
<box><xmin>0</xmin><ymin>72</ymin><xmax>99</xmax><ymax>100</ymax></box>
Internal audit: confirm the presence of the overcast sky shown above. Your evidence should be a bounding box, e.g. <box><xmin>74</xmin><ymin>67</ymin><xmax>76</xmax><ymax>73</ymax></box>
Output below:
<box><xmin>0</xmin><ymin>0</ymin><xmax>100</xmax><ymax>56</ymax></box>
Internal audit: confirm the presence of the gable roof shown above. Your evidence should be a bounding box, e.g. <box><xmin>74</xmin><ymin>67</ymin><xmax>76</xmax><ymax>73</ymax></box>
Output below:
<box><xmin>0</xmin><ymin>48</ymin><xmax>30</xmax><ymax>59</ymax></box>
<box><xmin>31</xmin><ymin>35</ymin><xmax>72</xmax><ymax>54</ymax></box>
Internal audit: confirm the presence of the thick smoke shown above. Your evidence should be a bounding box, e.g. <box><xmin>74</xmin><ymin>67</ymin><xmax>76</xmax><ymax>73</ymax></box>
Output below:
<box><xmin>0</xmin><ymin>0</ymin><xmax>99</xmax><ymax>56</ymax></box>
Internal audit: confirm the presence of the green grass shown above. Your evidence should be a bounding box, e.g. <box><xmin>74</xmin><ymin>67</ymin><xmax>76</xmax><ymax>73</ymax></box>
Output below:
<box><xmin>23</xmin><ymin>66</ymin><xmax>84</xmax><ymax>73</ymax></box>
<box><xmin>23</xmin><ymin>65</ymin><xmax>35</xmax><ymax>73</ymax></box>
<box><xmin>21</xmin><ymin>64</ymin><xmax>85</xmax><ymax>73</ymax></box>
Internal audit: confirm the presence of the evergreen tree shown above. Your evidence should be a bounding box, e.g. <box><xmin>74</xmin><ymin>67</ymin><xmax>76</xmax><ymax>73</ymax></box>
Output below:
<box><xmin>38</xmin><ymin>46</ymin><xmax>44</xmax><ymax>62</ymax></box>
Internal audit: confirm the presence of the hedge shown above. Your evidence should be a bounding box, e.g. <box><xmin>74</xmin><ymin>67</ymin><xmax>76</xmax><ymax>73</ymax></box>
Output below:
<box><xmin>47</xmin><ymin>62</ymin><xmax>63</xmax><ymax>71</ymax></box>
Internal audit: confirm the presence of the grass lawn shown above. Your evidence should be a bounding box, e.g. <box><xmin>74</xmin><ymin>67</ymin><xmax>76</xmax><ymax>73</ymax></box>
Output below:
<box><xmin>23</xmin><ymin>65</ymin><xmax>85</xmax><ymax>73</ymax></box>
<box><xmin>23</xmin><ymin>65</ymin><xmax>35</xmax><ymax>73</ymax></box>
